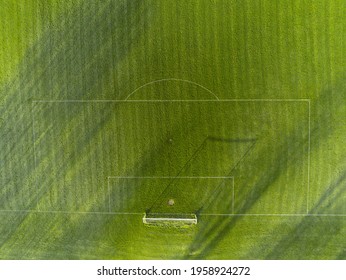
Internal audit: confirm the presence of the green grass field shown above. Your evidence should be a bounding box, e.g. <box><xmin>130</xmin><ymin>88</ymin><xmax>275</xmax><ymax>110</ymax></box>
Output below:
<box><xmin>0</xmin><ymin>0</ymin><xmax>345</xmax><ymax>259</ymax></box>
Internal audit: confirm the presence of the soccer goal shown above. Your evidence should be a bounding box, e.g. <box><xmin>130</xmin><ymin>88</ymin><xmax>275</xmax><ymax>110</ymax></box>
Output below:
<box><xmin>142</xmin><ymin>213</ymin><xmax>197</xmax><ymax>226</ymax></box>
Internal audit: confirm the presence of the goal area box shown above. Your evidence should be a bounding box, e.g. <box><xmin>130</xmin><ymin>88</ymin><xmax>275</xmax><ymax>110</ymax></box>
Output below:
<box><xmin>108</xmin><ymin>177</ymin><xmax>234</xmax><ymax>216</ymax></box>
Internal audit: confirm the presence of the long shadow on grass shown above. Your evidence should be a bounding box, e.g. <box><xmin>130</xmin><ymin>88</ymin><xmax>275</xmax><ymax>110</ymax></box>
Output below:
<box><xmin>263</xmin><ymin>78</ymin><xmax>346</xmax><ymax>259</ymax></box>
<box><xmin>0</xmin><ymin>0</ymin><xmax>151</xmax><ymax>206</ymax></box>
<box><xmin>184</xmin><ymin>76</ymin><xmax>346</xmax><ymax>259</ymax></box>
<box><xmin>0</xmin><ymin>0</ymin><xmax>152</xmax><ymax>256</ymax></box>
<box><xmin>265</xmin><ymin>171</ymin><xmax>346</xmax><ymax>259</ymax></box>
<box><xmin>184</xmin><ymin>138</ymin><xmax>305</xmax><ymax>259</ymax></box>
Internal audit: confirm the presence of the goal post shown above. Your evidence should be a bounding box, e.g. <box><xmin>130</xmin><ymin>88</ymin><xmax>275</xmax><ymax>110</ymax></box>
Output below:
<box><xmin>143</xmin><ymin>213</ymin><xmax>197</xmax><ymax>225</ymax></box>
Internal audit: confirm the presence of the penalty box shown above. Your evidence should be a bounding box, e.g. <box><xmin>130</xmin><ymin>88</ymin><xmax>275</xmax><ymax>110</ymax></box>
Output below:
<box><xmin>32</xmin><ymin>100</ymin><xmax>309</xmax><ymax>214</ymax></box>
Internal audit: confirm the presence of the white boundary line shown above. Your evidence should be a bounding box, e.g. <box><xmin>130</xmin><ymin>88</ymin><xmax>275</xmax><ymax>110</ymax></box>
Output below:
<box><xmin>31</xmin><ymin>101</ymin><xmax>39</xmax><ymax>211</ymax></box>
<box><xmin>107</xmin><ymin>176</ymin><xmax>111</xmax><ymax>213</ymax></box>
<box><xmin>0</xmin><ymin>209</ymin><xmax>345</xmax><ymax>217</ymax></box>
<box><xmin>0</xmin><ymin>209</ymin><xmax>142</xmax><ymax>215</ymax></box>
<box><xmin>27</xmin><ymin>99</ymin><xmax>314</xmax><ymax>216</ymax></box>
<box><xmin>108</xmin><ymin>176</ymin><xmax>233</xmax><ymax>178</ymax></box>
<box><xmin>232</xmin><ymin>177</ymin><xmax>235</xmax><ymax>214</ymax></box>
<box><xmin>199</xmin><ymin>214</ymin><xmax>346</xmax><ymax>217</ymax></box>
<box><xmin>107</xmin><ymin>176</ymin><xmax>234</xmax><ymax>215</ymax></box>
<box><xmin>32</xmin><ymin>99</ymin><xmax>310</xmax><ymax>103</ymax></box>
<box><xmin>307</xmin><ymin>100</ymin><xmax>311</xmax><ymax>214</ymax></box>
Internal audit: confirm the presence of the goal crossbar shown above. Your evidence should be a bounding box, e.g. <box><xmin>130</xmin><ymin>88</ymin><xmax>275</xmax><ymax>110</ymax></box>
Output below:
<box><xmin>142</xmin><ymin>213</ymin><xmax>197</xmax><ymax>225</ymax></box>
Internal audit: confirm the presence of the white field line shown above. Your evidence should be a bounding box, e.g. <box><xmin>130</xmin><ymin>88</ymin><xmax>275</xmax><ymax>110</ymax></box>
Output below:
<box><xmin>307</xmin><ymin>100</ymin><xmax>311</xmax><ymax>214</ymax></box>
<box><xmin>108</xmin><ymin>176</ymin><xmax>234</xmax><ymax>179</ymax></box>
<box><xmin>232</xmin><ymin>177</ymin><xmax>235</xmax><ymax>214</ymax></box>
<box><xmin>32</xmin><ymin>99</ymin><xmax>311</xmax><ymax>103</ymax></box>
<box><xmin>124</xmin><ymin>78</ymin><xmax>220</xmax><ymax>101</ymax></box>
<box><xmin>0</xmin><ymin>209</ymin><xmax>142</xmax><ymax>215</ymax></box>
<box><xmin>0</xmin><ymin>210</ymin><xmax>345</xmax><ymax>217</ymax></box>
<box><xmin>200</xmin><ymin>213</ymin><xmax>346</xmax><ymax>217</ymax></box>
<box><xmin>31</xmin><ymin>101</ymin><xmax>39</xmax><ymax>211</ymax></box>
<box><xmin>107</xmin><ymin>177</ymin><xmax>111</xmax><ymax>213</ymax></box>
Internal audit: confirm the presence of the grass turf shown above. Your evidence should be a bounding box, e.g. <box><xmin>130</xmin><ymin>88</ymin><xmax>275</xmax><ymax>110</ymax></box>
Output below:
<box><xmin>0</xmin><ymin>0</ymin><xmax>345</xmax><ymax>259</ymax></box>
